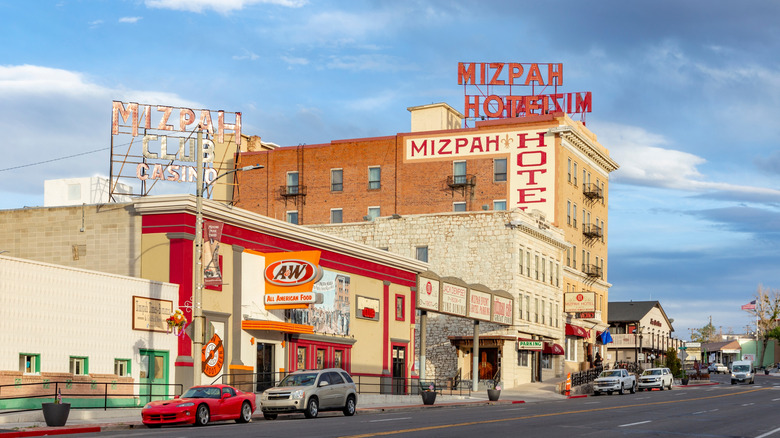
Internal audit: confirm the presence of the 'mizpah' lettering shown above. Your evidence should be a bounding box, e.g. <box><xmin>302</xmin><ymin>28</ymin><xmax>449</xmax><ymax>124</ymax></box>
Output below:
<box><xmin>408</xmin><ymin>135</ymin><xmax>505</xmax><ymax>158</ymax></box>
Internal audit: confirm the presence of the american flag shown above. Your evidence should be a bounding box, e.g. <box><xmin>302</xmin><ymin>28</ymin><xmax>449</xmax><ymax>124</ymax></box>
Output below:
<box><xmin>741</xmin><ymin>300</ymin><xmax>756</xmax><ymax>310</ymax></box>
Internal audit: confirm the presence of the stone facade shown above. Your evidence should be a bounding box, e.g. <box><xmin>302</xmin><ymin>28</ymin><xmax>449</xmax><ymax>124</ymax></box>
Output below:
<box><xmin>309</xmin><ymin>208</ymin><xmax>570</xmax><ymax>388</ymax></box>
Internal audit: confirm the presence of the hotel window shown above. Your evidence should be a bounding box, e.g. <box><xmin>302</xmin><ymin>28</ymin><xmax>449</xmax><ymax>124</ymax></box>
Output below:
<box><xmin>583</xmin><ymin>169</ymin><xmax>587</xmax><ymax>188</ymax></box>
<box><xmin>549</xmin><ymin>260</ymin><xmax>554</xmax><ymax>285</ymax></box>
<box><xmin>541</xmin><ymin>257</ymin><xmax>546</xmax><ymax>283</ymax></box>
<box><xmin>583</xmin><ymin>209</ymin><xmax>587</xmax><ymax>231</ymax></box>
<box><xmin>368</xmin><ymin>166</ymin><xmax>381</xmax><ymax>189</ymax></box>
<box><xmin>453</xmin><ymin>161</ymin><xmax>467</xmax><ymax>184</ymax></box>
<box><xmin>415</xmin><ymin>246</ymin><xmax>428</xmax><ymax>262</ymax></box>
<box><xmin>453</xmin><ymin>202</ymin><xmax>466</xmax><ymax>212</ymax></box>
<box><xmin>573</xmin><ymin>162</ymin><xmax>578</xmax><ymax>186</ymax></box>
<box><xmin>518</xmin><ymin>350</ymin><xmax>529</xmax><ymax>367</ymax></box>
<box><xmin>286</xmin><ymin>210</ymin><xmax>299</xmax><ymax>225</ymax></box>
<box><xmin>395</xmin><ymin>295</ymin><xmax>405</xmax><ymax>321</ymax></box>
<box><xmin>519</xmin><ymin>248</ymin><xmax>524</xmax><ymax>273</ymax></box>
<box><xmin>573</xmin><ymin>245</ymin><xmax>577</xmax><ymax>268</ymax></box>
<box><xmin>518</xmin><ymin>293</ymin><xmax>524</xmax><ymax>320</ymax></box>
<box><xmin>601</xmin><ymin>182</ymin><xmax>606</xmax><ymax>204</ymax></box>
<box><xmin>331</xmin><ymin>169</ymin><xmax>343</xmax><ymax>192</ymax></box>
<box><xmin>20</xmin><ymin>354</ymin><xmax>40</xmax><ymax>374</ymax></box>
<box><xmin>566</xmin><ymin>248</ymin><xmax>570</xmax><ymax>267</ymax></box>
<box><xmin>572</xmin><ymin>204</ymin><xmax>577</xmax><ymax>228</ymax></box>
<box><xmin>565</xmin><ymin>338</ymin><xmax>577</xmax><ymax>362</ymax></box>
<box><xmin>114</xmin><ymin>359</ymin><xmax>130</xmax><ymax>377</ymax></box>
<box><xmin>555</xmin><ymin>263</ymin><xmax>560</xmax><ymax>287</ymax></box>
<box><xmin>534</xmin><ymin>298</ymin><xmax>539</xmax><ymax>323</ymax></box>
<box><xmin>555</xmin><ymin>304</ymin><xmax>560</xmax><ymax>328</ymax></box>
<box><xmin>567</xmin><ymin>201</ymin><xmax>571</xmax><ymax>225</ymax></box>
<box><xmin>526</xmin><ymin>251</ymin><xmax>531</xmax><ymax>276</ymax></box>
<box><xmin>540</xmin><ymin>299</ymin><xmax>546</xmax><ymax>325</ymax></box>
<box><xmin>493</xmin><ymin>200</ymin><xmax>506</xmax><ymax>211</ymax></box>
<box><xmin>541</xmin><ymin>353</ymin><xmax>553</xmax><ymax>369</ymax></box>
<box><xmin>69</xmin><ymin>356</ymin><xmax>88</xmax><ymax>375</ymax></box>
<box><xmin>330</xmin><ymin>208</ymin><xmax>343</xmax><ymax>224</ymax></box>
<box><xmin>286</xmin><ymin>171</ymin><xmax>299</xmax><ymax>194</ymax></box>
<box><xmin>525</xmin><ymin>296</ymin><xmax>530</xmax><ymax>321</ymax></box>
<box><xmin>494</xmin><ymin>158</ymin><xmax>507</xmax><ymax>182</ymax></box>
<box><xmin>567</xmin><ymin>158</ymin><xmax>572</xmax><ymax>183</ymax></box>
<box><xmin>602</xmin><ymin>220</ymin><xmax>606</xmax><ymax>242</ymax></box>
<box><xmin>534</xmin><ymin>255</ymin><xmax>540</xmax><ymax>280</ymax></box>
<box><xmin>367</xmin><ymin>206</ymin><xmax>380</xmax><ymax>220</ymax></box>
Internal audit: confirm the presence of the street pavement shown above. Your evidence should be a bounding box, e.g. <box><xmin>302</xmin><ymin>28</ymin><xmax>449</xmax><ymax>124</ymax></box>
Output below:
<box><xmin>0</xmin><ymin>380</ymin><xmax>569</xmax><ymax>437</ymax></box>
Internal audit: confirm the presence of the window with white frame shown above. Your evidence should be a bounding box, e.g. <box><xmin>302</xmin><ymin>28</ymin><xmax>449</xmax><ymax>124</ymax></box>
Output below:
<box><xmin>567</xmin><ymin>201</ymin><xmax>571</xmax><ymax>225</ymax></box>
<box><xmin>534</xmin><ymin>297</ymin><xmax>539</xmax><ymax>323</ymax></box>
<box><xmin>415</xmin><ymin>246</ymin><xmax>428</xmax><ymax>262</ymax></box>
<box><xmin>541</xmin><ymin>353</ymin><xmax>553</xmax><ymax>369</ymax></box>
<box><xmin>573</xmin><ymin>162</ymin><xmax>578</xmax><ymax>186</ymax></box>
<box><xmin>368</xmin><ymin>166</ymin><xmax>381</xmax><ymax>189</ymax></box>
<box><xmin>330</xmin><ymin>208</ymin><xmax>343</xmax><ymax>224</ymax></box>
<box><xmin>331</xmin><ymin>169</ymin><xmax>343</xmax><ymax>192</ymax></box>
<box><xmin>367</xmin><ymin>206</ymin><xmax>380</xmax><ymax>220</ymax></box>
<box><xmin>286</xmin><ymin>210</ymin><xmax>299</xmax><ymax>225</ymax></box>
<box><xmin>20</xmin><ymin>353</ymin><xmax>40</xmax><ymax>374</ymax></box>
<box><xmin>493</xmin><ymin>200</ymin><xmax>506</xmax><ymax>211</ymax></box>
<box><xmin>572</xmin><ymin>204</ymin><xmax>577</xmax><ymax>227</ymax></box>
<box><xmin>453</xmin><ymin>202</ymin><xmax>466</xmax><ymax>212</ymax></box>
<box><xmin>567</xmin><ymin>158</ymin><xmax>572</xmax><ymax>183</ymax></box>
<box><xmin>519</xmin><ymin>248</ymin><xmax>524</xmax><ymax>273</ymax></box>
<box><xmin>535</xmin><ymin>255</ymin><xmax>540</xmax><ymax>280</ymax></box>
<box><xmin>114</xmin><ymin>359</ymin><xmax>130</xmax><ymax>377</ymax></box>
<box><xmin>453</xmin><ymin>161</ymin><xmax>467</xmax><ymax>184</ymax></box>
<box><xmin>525</xmin><ymin>296</ymin><xmax>530</xmax><ymax>321</ymax></box>
<box><xmin>565</xmin><ymin>338</ymin><xmax>577</xmax><ymax>362</ymax></box>
<box><xmin>526</xmin><ymin>251</ymin><xmax>531</xmax><ymax>276</ymax></box>
<box><xmin>286</xmin><ymin>171</ymin><xmax>299</xmax><ymax>194</ymax></box>
<box><xmin>518</xmin><ymin>293</ymin><xmax>524</xmax><ymax>320</ymax></box>
<box><xmin>494</xmin><ymin>158</ymin><xmax>507</xmax><ymax>182</ymax></box>
<box><xmin>517</xmin><ymin>350</ymin><xmax>529</xmax><ymax>367</ymax></box>
<box><xmin>70</xmin><ymin>356</ymin><xmax>88</xmax><ymax>375</ymax></box>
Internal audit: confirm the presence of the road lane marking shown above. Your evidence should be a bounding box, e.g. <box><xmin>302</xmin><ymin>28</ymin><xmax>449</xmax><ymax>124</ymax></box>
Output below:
<box><xmin>771</xmin><ymin>398</ymin><xmax>780</xmax><ymax>401</ymax></box>
<box><xmin>370</xmin><ymin>417</ymin><xmax>412</xmax><ymax>423</ymax></box>
<box><xmin>339</xmin><ymin>387</ymin><xmax>769</xmax><ymax>438</ymax></box>
<box><xmin>619</xmin><ymin>420</ymin><xmax>651</xmax><ymax>427</ymax></box>
<box><xmin>742</xmin><ymin>403</ymin><xmax>755</xmax><ymax>406</ymax></box>
<box><xmin>756</xmin><ymin>425</ymin><xmax>780</xmax><ymax>438</ymax></box>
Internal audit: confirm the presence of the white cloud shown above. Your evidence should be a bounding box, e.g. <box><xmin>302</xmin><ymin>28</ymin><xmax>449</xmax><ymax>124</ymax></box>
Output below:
<box><xmin>119</xmin><ymin>16</ymin><xmax>142</xmax><ymax>23</ymax></box>
<box><xmin>281</xmin><ymin>55</ymin><xmax>309</xmax><ymax>66</ymax></box>
<box><xmin>145</xmin><ymin>0</ymin><xmax>306</xmax><ymax>14</ymax></box>
<box><xmin>88</xmin><ymin>19</ymin><xmax>103</xmax><ymax>28</ymax></box>
<box><xmin>233</xmin><ymin>50</ymin><xmax>260</xmax><ymax>61</ymax></box>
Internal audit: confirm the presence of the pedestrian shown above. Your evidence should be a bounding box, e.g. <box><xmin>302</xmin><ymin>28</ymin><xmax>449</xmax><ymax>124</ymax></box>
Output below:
<box><xmin>594</xmin><ymin>352</ymin><xmax>603</xmax><ymax>368</ymax></box>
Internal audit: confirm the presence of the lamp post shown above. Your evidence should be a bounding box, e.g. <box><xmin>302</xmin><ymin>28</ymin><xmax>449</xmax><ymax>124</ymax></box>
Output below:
<box><xmin>192</xmin><ymin>141</ymin><xmax>263</xmax><ymax>386</ymax></box>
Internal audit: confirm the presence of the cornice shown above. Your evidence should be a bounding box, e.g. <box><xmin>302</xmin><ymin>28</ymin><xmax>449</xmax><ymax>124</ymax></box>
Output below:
<box><xmin>549</xmin><ymin>126</ymin><xmax>620</xmax><ymax>173</ymax></box>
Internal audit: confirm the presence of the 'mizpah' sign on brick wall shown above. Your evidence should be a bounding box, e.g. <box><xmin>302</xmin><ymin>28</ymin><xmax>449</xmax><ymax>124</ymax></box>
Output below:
<box><xmin>109</xmin><ymin>101</ymin><xmax>242</xmax><ymax>198</ymax></box>
<box><xmin>457</xmin><ymin>62</ymin><xmax>592</xmax><ymax>120</ymax></box>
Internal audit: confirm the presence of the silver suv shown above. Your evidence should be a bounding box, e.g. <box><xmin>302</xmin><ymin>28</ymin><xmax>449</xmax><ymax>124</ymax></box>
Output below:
<box><xmin>260</xmin><ymin>368</ymin><xmax>358</xmax><ymax>419</ymax></box>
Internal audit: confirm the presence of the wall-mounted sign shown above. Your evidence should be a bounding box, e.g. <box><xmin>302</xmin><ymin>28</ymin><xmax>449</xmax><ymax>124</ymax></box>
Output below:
<box><xmin>577</xmin><ymin>312</ymin><xmax>596</xmax><ymax>319</ymax></box>
<box><xmin>264</xmin><ymin>292</ymin><xmax>318</xmax><ymax>305</ymax></box>
<box><xmin>418</xmin><ymin>278</ymin><xmax>440</xmax><ymax>312</ymax></box>
<box><xmin>261</xmin><ymin>251</ymin><xmax>324</xmax><ymax>310</ymax></box>
<box><xmin>132</xmin><ymin>296</ymin><xmax>173</xmax><ymax>333</ymax></box>
<box><xmin>356</xmin><ymin>295</ymin><xmax>380</xmax><ymax>321</ymax></box>
<box><xmin>441</xmin><ymin>282</ymin><xmax>467</xmax><ymax>317</ymax></box>
<box><xmin>564</xmin><ymin>292</ymin><xmax>596</xmax><ymax>313</ymax></box>
<box><xmin>203</xmin><ymin>220</ymin><xmax>223</xmax><ymax>287</ymax></box>
<box><xmin>265</xmin><ymin>259</ymin><xmax>322</xmax><ymax>286</ymax></box>
<box><xmin>468</xmin><ymin>289</ymin><xmax>491</xmax><ymax>321</ymax></box>
<box><xmin>517</xmin><ymin>340</ymin><xmax>543</xmax><ymax>350</ymax></box>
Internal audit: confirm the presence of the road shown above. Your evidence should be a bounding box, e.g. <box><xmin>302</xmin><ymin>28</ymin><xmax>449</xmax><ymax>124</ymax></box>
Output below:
<box><xmin>72</xmin><ymin>374</ymin><xmax>780</xmax><ymax>438</ymax></box>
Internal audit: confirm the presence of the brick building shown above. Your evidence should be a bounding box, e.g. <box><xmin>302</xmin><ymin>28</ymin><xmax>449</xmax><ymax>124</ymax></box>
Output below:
<box><xmin>233</xmin><ymin>103</ymin><xmax>619</xmax><ymax>382</ymax></box>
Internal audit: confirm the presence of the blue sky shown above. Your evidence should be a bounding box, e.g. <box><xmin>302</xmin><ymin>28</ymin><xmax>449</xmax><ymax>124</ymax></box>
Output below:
<box><xmin>1</xmin><ymin>0</ymin><xmax>779</xmax><ymax>339</ymax></box>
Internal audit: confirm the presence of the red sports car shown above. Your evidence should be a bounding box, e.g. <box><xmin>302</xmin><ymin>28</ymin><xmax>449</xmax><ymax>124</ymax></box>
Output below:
<box><xmin>142</xmin><ymin>384</ymin><xmax>256</xmax><ymax>427</ymax></box>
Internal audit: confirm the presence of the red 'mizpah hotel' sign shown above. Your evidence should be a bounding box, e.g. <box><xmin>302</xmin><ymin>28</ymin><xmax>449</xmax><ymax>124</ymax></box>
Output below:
<box><xmin>457</xmin><ymin>62</ymin><xmax>592</xmax><ymax>120</ymax></box>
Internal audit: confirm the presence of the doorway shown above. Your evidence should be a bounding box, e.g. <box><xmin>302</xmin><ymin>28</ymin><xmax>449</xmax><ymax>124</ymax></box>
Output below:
<box><xmin>391</xmin><ymin>345</ymin><xmax>406</xmax><ymax>395</ymax></box>
<box><xmin>139</xmin><ymin>350</ymin><xmax>168</xmax><ymax>404</ymax></box>
<box><xmin>256</xmin><ymin>343</ymin><xmax>275</xmax><ymax>392</ymax></box>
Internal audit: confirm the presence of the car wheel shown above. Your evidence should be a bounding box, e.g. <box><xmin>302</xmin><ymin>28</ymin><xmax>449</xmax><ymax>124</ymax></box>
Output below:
<box><xmin>236</xmin><ymin>401</ymin><xmax>252</xmax><ymax>423</ymax></box>
<box><xmin>304</xmin><ymin>397</ymin><xmax>319</xmax><ymax>419</ymax></box>
<box><xmin>629</xmin><ymin>382</ymin><xmax>636</xmax><ymax>394</ymax></box>
<box><xmin>195</xmin><ymin>404</ymin><xmax>210</xmax><ymax>426</ymax></box>
<box><xmin>637</xmin><ymin>387</ymin><xmax>643</xmax><ymax>392</ymax></box>
<box><xmin>263</xmin><ymin>413</ymin><xmax>277</xmax><ymax>420</ymax></box>
<box><xmin>593</xmin><ymin>391</ymin><xmax>600</xmax><ymax>396</ymax></box>
<box><xmin>619</xmin><ymin>383</ymin><xmax>625</xmax><ymax>395</ymax></box>
<box><xmin>731</xmin><ymin>380</ymin><xmax>736</xmax><ymax>385</ymax></box>
<box><xmin>343</xmin><ymin>395</ymin><xmax>356</xmax><ymax>416</ymax></box>
<box><xmin>668</xmin><ymin>381</ymin><xmax>673</xmax><ymax>390</ymax></box>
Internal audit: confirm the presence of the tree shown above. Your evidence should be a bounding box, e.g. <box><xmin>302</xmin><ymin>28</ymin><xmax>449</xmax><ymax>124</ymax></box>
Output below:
<box><xmin>744</xmin><ymin>285</ymin><xmax>780</xmax><ymax>368</ymax></box>
<box><xmin>665</xmin><ymin>347</ymin><xmax>682</xmax><ymax>377</ymax></box>
<box><xmin>690</xmin><ymin>317</ymin><xmax>720</xmax><ymax>343</ymax></box>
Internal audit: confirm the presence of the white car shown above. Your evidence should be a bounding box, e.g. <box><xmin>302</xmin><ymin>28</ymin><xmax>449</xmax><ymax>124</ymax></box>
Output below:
<box><xmin>708</xmin><ymin>363</ymin><xmax>727</xmax><ymax>374</ymax></box>
<box><xmin>637</xmin><ymin>367</ymin><xmax>673</xmax><ymax>391</ymax></box>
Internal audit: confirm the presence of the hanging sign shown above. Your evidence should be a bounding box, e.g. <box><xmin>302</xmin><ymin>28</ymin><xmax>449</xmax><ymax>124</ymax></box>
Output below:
<box><xmin>202</xmin><ymin>333</ymin><xmax>224</xmax><ymax>378</ymax></box>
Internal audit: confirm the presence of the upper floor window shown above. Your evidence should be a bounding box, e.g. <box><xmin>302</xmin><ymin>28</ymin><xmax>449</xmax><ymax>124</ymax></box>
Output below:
<box><xmin>493</xmin><ymin>200</ymin><xmax>506</xmax><ymax>211</ymax></box>
<box><xmin>331</xmin><ymin>169</ymin><xmax>343</xmax><ymax>192</ymax></box>
<box><xmin>395</xmin><ymin>295</ymin><xmax>405</xmax><ymax>321</ymax></box>
<box><xmin>415</xmin><ymin>246</ymin><xmax>429</xmax><ymax>262</ymax></box>
<box><xmin>567</xmin><ymin>158</ymin><xmax>572</xmax><ymax>183</ymax></box>
<box><xmin>330</xmin><ymin>208</ymin><xmax>343</xmax><ymax>224</ymax></box>
<box><xmin>286</xmin><ymin>211</ymin><xmax>299</xmax><ymax>225</ymax></box>
<box><xmin>453</xmin><ymin>161</ymin><xmax>467</xmax><ymax>184</ymax></box>
<box><xmin>453</xmin><ymin>202</ymin><xmax>466</xmax><ymax>212</ymax></box>
<box><xmin>286</xmin><ymin>171</ymin><xmax>299</xmax><ymax>194</ymax></box>
<box><xmin>368</xmin><ymin>166</ymin><xmax>381</xmax><ymax>190</ymax></box>
<box><xmin>367</xmin><ymin>206</ymin><xmax>380</xmax><ymax>220</ymax></box>
<box><xmin>494</xmin><ymin>159</ymin><xmax>507</xmax><ymax>182</ymax></box>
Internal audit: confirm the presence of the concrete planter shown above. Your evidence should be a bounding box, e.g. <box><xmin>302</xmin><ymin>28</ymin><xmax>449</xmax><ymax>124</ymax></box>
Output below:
<box><xmin>42</xmin><ymin>403</ymin><xmax>70</xmax><ymax>427</ymax></box>
<box><xmin>421</xmin><ymin>391</ymin><xmax>437</xmax><ymax>405</ymax></box>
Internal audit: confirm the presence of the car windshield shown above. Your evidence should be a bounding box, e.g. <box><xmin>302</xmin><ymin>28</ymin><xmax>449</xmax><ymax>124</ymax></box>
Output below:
<box><xmin>733</xmin><ymin>365</ymin><xmax>750</xmax><ymax>372</ymax></box>
<box><xmin>642</xmin><ymin>369</ymin><xmax>662</xmax><ymax>376</ymax></box>
<box><xmin>279</xmin><ymin>372</ymin><xmax>319</xmax><ymax>387</ymax></box>
<box><xmin>600</xmin><ymin>371</ymin><xmax>622</xmax><ymax>378</ymax></box>
<box><xmin>182</xmin><ymin>387</ymin><xmax>221</xmax><ymax>399</ymax></box>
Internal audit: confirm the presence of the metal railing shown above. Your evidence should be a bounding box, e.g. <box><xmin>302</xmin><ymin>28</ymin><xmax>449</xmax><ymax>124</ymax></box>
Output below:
<box><xmin>0</xmin><ymin>380</ymin><xmax>182</xmax><ymax>414</ymax></box>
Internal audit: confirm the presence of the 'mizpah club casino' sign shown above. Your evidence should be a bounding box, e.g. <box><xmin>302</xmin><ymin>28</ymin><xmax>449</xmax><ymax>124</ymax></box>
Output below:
<box><xmin>110</xmin><ymin>101</ymin><xmax>242</xmax><ymax>196</ymax></box>
<box><xmin>457</xmin><ymin>62</ymin><xmax>592</xmax><ymax>120</ymax></box>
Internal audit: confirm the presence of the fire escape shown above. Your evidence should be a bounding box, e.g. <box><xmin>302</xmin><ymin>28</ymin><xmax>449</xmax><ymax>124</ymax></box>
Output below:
<box><xmin>280</xmin><ymin>145</ymin><xmax>307</xmax><ymax>222</ymax></box>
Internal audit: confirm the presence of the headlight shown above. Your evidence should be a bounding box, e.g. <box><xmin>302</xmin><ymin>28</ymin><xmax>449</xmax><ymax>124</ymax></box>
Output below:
<box><xmin>291</xmin><ymin>389</ymin><xmax>305</xmax><ymax>399</ymax></box>
<box><xmin>179</xmin><ymin>402</ymin><xmax>194</xmax><ymax>407</ymax></box>
<box><xmin>143</xmin><ymin>403</ymin><xmax>152</xmax><ymax>409</ymax></box>
<box><xmin>260</xmin><ymin>393</ymin><xmax>268</xmax><ymax>400</ymax></box>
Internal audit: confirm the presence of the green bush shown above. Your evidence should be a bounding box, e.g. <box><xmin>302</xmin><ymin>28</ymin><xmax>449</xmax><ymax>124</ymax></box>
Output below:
<box><xmin>665</xmin><ymin>347</ymin><xmax>682</xmax><ymax>377</ymax></box>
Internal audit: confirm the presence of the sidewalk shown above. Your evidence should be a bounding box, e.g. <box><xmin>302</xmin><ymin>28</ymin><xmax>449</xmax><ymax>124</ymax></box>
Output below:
<box><xmin>0</xmin><ymin>381</ymin><xmax>567</xmax><ymax>437</ymax></box>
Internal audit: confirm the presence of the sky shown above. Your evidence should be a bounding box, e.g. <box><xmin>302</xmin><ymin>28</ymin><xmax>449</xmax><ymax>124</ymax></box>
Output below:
<box><xmin>1</xmin><ymin>0</ymin><xmax>779</xmax><ymax>340</ymax></box>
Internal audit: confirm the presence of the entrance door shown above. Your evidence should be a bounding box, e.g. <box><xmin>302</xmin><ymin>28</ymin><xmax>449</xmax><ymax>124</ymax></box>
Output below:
<box><xmin>391</xmin><ymin>346</ymin><xmax>406</xmax><ymax>395</ymax></box>
<box><xmin>478</xmin><ymin>348</ymin><xmax>499</xmax><ymax>380</ymax></box>
<box><xmin>139</xmin><ymin>350</ymin><xmax>168</xmax><ymax>404</ymax></box>
<box><xmin>256</xmin><ymin>343</ymin><xmax>275</xmax><ymax>392</ymax></box>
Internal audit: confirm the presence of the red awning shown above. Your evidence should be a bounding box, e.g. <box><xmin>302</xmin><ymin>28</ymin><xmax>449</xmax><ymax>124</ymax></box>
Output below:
<box><xmin>565</xmin><ymin>323</ymin><xmax>589</xmax><ymax>338</ymax></box>
<box><xmin>543</xmin><ymin>342</ymin><xmax>564</xmax><ymax>355</ymax></box>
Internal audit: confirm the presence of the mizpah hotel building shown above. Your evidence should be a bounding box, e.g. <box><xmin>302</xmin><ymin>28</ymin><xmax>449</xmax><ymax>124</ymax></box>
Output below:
<box><xmin>234</xmin><ymin>64</ymin><xmax>619</xmax><ymax>387</ymax></box>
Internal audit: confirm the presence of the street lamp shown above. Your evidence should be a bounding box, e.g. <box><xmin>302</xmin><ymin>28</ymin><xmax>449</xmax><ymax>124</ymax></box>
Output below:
<box><xmin>192</xmin><ymin>142</ymin><xmax>264</xmax><ymax>386</ymax></box>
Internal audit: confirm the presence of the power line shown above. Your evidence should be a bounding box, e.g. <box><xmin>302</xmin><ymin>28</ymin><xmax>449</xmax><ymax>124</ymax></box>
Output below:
<box><xmin>0</xmin><ymin>147</ymin><xmax>110</xmax><ymax>172</ymax></box>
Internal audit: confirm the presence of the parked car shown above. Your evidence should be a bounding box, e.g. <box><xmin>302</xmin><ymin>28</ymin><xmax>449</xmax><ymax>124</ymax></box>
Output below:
<box><xmin>593</xmin><ymin>368</ymin><xmax>637</xmax><ymax>395</ymax></box>
<box><xmin>260</xmin><ymin>368</ymin><xmax>358</xmax><ymax>419</ymax></box>
<box><xmin>730</xmin><ymin>360</ymin><xmax>755</xmax><ymax>384</ymax></box>
<box><xmin>637</xmin><ymin>367</ymin><xmax>673</xmax><ymax>391</ymax></box>
<box><xmin>708</xmin><ymin>363</ymin><xmax>728</xmax><ymax>374</ymax></box>
<box><xmin>141</xmin><ymin>384</ymin><xmax>256</xmax><ymax>427</ymax></box>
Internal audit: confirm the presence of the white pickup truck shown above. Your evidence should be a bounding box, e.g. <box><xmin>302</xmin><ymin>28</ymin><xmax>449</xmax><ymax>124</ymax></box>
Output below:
<box><xmin>593</xmin><ymin>368</ymin><xmax>637</xmax><ymax>395</ymax></box>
